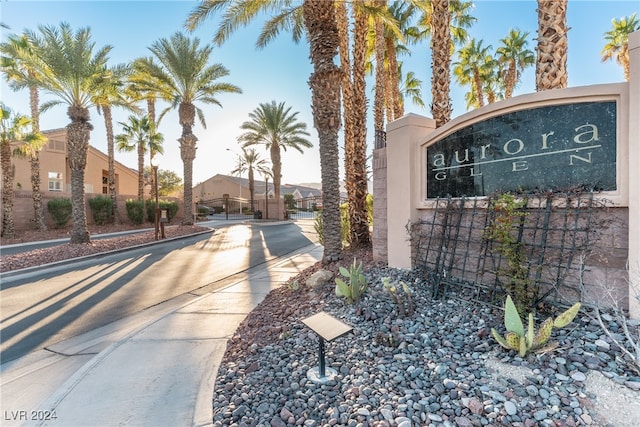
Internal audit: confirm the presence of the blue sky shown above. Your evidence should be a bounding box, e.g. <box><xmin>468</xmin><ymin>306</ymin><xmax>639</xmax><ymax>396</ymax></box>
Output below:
<box><xmin>1</xmin><ymin>0</ymin><xmax>637</xmax><ymax>186</ymax></box>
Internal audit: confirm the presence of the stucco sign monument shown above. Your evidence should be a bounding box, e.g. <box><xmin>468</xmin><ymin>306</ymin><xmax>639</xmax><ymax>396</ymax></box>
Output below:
<box><xmin>426</xmin><ymin>101</ymin><xmax>617</xmax><ymax>198</ymax></box>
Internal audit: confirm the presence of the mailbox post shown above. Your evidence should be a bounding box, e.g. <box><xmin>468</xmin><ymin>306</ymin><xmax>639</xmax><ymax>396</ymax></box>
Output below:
<box><xmin>159</xmin><ymin>208</ymin><xmax>168</xmax><ymax>239</ymax></box>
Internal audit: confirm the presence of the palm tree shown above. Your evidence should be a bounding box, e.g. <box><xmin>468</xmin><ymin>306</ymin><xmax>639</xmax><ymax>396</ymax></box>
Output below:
<box><xmin>336</xmin><ymin>0</ymin><xmax>371</xmax><ymax>249</ymax></box>
<box><xmin>94</xmin><ymin>63</ymin><xmax>136</xmax><ymax>221</ymax></box>
<box><xmin>415</xmin><ymin>0</ymin><xmax>476</xmax><ymax>126</ymax></box>
<box><xmin>397</xmin><ymin>63</ymin><xmax>426</xmax><ymax>113</ymax></box>
<box><xmin>23</xmin><ymin>23</ymin><xmax>112</xmax><ymax>243</ymax></box>
<box><xmin>535</xmin><ymin>0</ymin><xmax>569</xmax><ymax>91</ymax></box>
<box><xmin>116</xmin><ymin>114</ymin><xmax>164</xmax><ymax>200</ymax></box>
<box><xmin>259</xmin><ymin>166</ymin><xmax>273</xmax><ymax>219</ymax></box>
<box><xmin>1</xmin><ymin>104</ymin><xmax>46</xmax><ymax>238</ymax></box>
<box><xmin>0</xmin><ymin>32</ymin><xmax>48</xmax><ymax>231</ymax></box>
<box><xmin>497</xmin><ymin>29</ymin><xmax>535</xmax><ymax>98</ymax></box>
<box><xmin>136</xmin><ymin>32</ymin><xmax>242</xmax><ymax>225</ymax></box>
<box><xmin>230</xmin><ymin>147</ymin><xmax>268</xmax><ymax>212</ymax></box>
<box><xmin>302</xmin><ymin>0</ymin><xmax>343</xmax><ymax>261</ymax></box>
<box><xmin>601</xmin><ymin>12</ymin><xmax>640</xmax><ymax>81</ymax></box>
<box><xmin>128</xmin><ymin>57</ymin><xmax>167</xmax><ymax>200</ymax></box>
<box><xmin>186</xmin><ymin>0</ymin><xmax>344</xmax><ymax>262</ymax></box>
<box><xmin>454</xmin><ymin>38</ymin><xmax>494</xmax><ymax>108</ymax></box>
<box><xmin>238</xmin><ymin>101</ymin><xmax>312</xmax><ymax>214</ymax></box>
<box><xmin>430</xmin><ymin>0</ymin><xmax>453</xmax><ymax>127</ymax></box>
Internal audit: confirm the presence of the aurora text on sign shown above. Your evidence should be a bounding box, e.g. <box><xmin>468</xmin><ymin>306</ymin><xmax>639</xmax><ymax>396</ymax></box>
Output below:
<box><xmin>426</xmin><ymin>102</ymin><xmax>617</xmax><ymax>198</ymax></box>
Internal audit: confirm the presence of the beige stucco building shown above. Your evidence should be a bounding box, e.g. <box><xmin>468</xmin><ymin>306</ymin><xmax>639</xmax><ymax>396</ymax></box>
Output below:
<box><xmin>3</xmin><ymin>128</ymin><xmax>142</xmax><ymax>231</ymax></box>
<box><xmin>11</xmin><ymin>128</ymin><xmax>139</xmax><ymax>196</ymax></box>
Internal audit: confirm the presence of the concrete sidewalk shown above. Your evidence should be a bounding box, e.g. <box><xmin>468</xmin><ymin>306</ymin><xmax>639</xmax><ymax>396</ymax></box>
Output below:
<box><xmin>0</xmin><ymin>243</ymin><xmax>323</xmax><ymax>427</ymax></box>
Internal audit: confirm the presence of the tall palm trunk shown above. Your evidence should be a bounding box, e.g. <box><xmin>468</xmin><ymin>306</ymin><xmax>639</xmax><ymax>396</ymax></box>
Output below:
<box><xmin>248</xmin><ymin>166</ymin><xmax>255</xmax><ymax>211</ymax></box>
<box><xmin>373</xmin><ymin>0</ymin><xmax>387</xmax><ymax>148</ymax></box>
<box><xmin>473</xmin><ymin>70</ymin><xmax>485</xmax><ymax>107</ymax></box>
<box><xmin>385</xmin><ymin>35</ymin><xmax>402</xmax><ymax>120</ymax></box>
<box><xmin>147</xmin><ymin>97</ymin><xmax>157</xmax><ymax>200</ymax></box>
<box><xmin>431</xmin><ymin>0</ymin><xmax>453</xmax><ymax>127</ymax></box>
<box><xmin>28</xmin><ymin>81</ymin><xmax>47</xmax><ymax>231</ymax></box>
<box><xmin>1</xmin><ymin>140</ymin><xmax>15</xmax><ymax>238</ymax></box>
<box><xmin>137</xmin><ymin>137</ymin><xmax>145</xmax><ymax>200</ymax></box>
<box><xmin>270</xmin><ymin>142</ymin><xmax>282</xmax><ymax>212</ymax></box>
<box><xmin>179</xmin><ymin>102</ymin><xmax>197</xmax><ymax>225</ymax></box>
<box><xmin>536</xmin><ymin>0</ymin><xmax>568</xmax><ymax>91</ymax></box>
<box><xmin>303</xmin><ymin>0</ymin><xmax>343</xmax><ymax>262</ymax></box>
<box><xmin>102</xmin><ymin>104</ymin><xmax>119</xmax><ymax>222</ymax></box>
<box><xmin>350</xmin><ymin>3</ymin><xmax>371</xmax><ymax>248</ymax></box>
<box><xmin>336</xmin><ymin>1</ymin><xmax>355</xmax><ymax>246</ymax></box>
<box><xmin>505</xmin><ymin>60</ymin><xmax>517</xmax><ymax>98</ymax></box>
<box><xmin>67</xmin><ymin>105</ymin><xmax>93</xmax><ymax>244</ymax></box>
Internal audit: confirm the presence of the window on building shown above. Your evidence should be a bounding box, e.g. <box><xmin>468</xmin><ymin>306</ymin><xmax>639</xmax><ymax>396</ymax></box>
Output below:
<box><xmin>48</xmin><ymin>172</ymin><xmax>63</xmax><ymax>192</ymax></box>
<box><xmin>102</xmin><ymin>174</ymin><xmax>108</xmax><ymax>194</ymax></box>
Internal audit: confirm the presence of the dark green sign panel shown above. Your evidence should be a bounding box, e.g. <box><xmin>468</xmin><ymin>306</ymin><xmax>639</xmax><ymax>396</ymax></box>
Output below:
<box><xmin>426</xmin><ymin>101</ymin><xmax>617</xmax><ymax>198</ymax></box>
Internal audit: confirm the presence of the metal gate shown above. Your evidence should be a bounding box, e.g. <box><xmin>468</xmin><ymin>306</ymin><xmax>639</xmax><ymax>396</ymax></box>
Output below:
<box><xmin>286</xmin><ymin>196</ymin><xmax>323</xmax><ymax>220</ymax></box>
<box><xmin>198</xmin><ymin>197</ymin><xmax>252</xmax><ymax>220</ymax></box>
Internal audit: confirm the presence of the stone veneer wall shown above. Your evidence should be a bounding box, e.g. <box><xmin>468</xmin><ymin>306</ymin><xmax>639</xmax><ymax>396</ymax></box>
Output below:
<box><xmin>372</xmin><ymin>148</ymin><xmax>387</xmax><ymax>263</ymax></box>
<box><xmin>412</xmin><ymin>204</ymin><xmax>630</xmax><ymax>309</ymax></box>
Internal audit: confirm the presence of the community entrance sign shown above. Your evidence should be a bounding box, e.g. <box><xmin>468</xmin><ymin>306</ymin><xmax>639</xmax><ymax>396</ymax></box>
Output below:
<box><xmin>426</xmin><ymin>101</ymin><xmax>617</xmax><ymax>198</ymax></box>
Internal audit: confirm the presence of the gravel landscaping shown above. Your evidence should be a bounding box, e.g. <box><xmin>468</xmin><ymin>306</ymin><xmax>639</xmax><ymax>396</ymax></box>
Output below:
<box><xmin>213</xmin><ymin>251</ymin><xmax>640</xmax><ymax>427</ymax></box>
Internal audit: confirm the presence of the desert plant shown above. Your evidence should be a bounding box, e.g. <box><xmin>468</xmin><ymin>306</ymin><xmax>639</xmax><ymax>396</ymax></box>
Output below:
<box><xmin>491</xmin><ymin>294</ymin><xmax>581</xmax><ymax>357</ymax></box>
<box><xmin>314</xmin><ymin>210</ymin><xmax>324</xmax><ymax>245</ymax></box>
<box><xmin>47</xmin><ymin>198</ymin><xmax>72</xmax><ymax>229</ymax></box>
<box><xmin>484</xmin><ymin>192</ymin><xmax>534</xmax><ymax>316</ymax></box>
<box><xmin>125</xmin><ymin>199</ymin><xmax>145</xmax><ymax>225</ymax></box>
<box><xmin>287</xmin><ymin>280</ymin><xmax>300</xmax><ymax>292</ymax></box>
<box><xmin>335</xmin><ymin>258</ymin><xmax>368</xmax><ymax>304</ymax></box>
<box><xmin>314</xmin><ymin>205</ymin><xmax>351</xmax><ymax>248</ymax></box>
<box><xmin>88</xmin><ymin>195</ymin><xmax>113</xmax><ymax>226</ymax></box>
<box><xmin>382</xmin><ymin>277</ymin><xmax>414</xmax><ymax>317</ymax></box>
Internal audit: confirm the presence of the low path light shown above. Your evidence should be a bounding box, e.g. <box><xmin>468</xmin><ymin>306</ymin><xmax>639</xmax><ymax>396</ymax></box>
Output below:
<box><xmin>302</xmin><ymin>311</ymin><xmax>353</xmax><ymax>384</ymax></box>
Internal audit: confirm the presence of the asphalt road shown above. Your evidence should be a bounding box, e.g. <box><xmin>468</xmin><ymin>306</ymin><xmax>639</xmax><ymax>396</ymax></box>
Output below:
<box><xmin>0</xmin><ymin>221</ymin><xmax>317</xmax><ymax>363</ymax></box>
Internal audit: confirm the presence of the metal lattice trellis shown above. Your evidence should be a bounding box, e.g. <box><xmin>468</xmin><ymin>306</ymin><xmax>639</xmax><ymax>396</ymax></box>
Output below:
<box><xmin>410</xmin><ymin>191</ymin><xmax>601</xmax><ymax>309</ymax></box>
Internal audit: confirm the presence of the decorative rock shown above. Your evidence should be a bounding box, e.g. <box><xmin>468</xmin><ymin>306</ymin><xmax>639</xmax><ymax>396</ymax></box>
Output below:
<box><xmin>306</xmin><ymin>270</ymin><xmax>334</xmax><ymax>289</ymax></box>
<box><xmin>270</xmin><ymin>416</ymin><xmax>286</xmax><ymax>427</ymax></box>
<box><xmin>571</xmin><ymin>372</ymin><xmax>587</xmax><ymax>382</ymax></box>
<box><xmin>454</xmin><ymin>417</ymin><xmax>474</xmax><ymax>427</ymax></box>
<box><xmin>505</xmin><ymin>400</ymin><xmax>518</xmax><ymax>416</ymax></box>
<box><xmin>209</xmin><ymin>265</ymin><xmax>640</xmax><ymax>427</ymax></box>
<box><xmin>625</xmin><ymin>381</ymin><xmax>640</xmax><ymax>391</ymax></box>
<box><xmin>534</xmin><ymin>409</ymin><xmax>547</xmax><ymax>421</ymax></box>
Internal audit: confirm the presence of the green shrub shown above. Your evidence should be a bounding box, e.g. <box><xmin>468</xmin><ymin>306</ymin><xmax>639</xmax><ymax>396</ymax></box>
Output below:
<box><xmin>125</xmin><ymin>199</ymin><xmax>145</xmax><ymax>225</ymax></box>
<box><xmin>161</xmin><ymin>200</ymin><xmax>179</xmax><ymax>221</ymax></box>
<box><xmin>314</xmin><ymin>206</ymin><xmax>351</xmax><ymax>248</ymax></box>
<box><xmin>47</xmin><ymin>197</ymin><xmax>72</xmax><ymax>229</ymax></box>
<box><xmin>88</xmin><ymin>195</ymin><xmax>113</xmax><ymax>225</ymax></box>
<box><xmin>146</xmin><ymin>199</ymin><xmax>179</xmax><ymax>223</ymax></box>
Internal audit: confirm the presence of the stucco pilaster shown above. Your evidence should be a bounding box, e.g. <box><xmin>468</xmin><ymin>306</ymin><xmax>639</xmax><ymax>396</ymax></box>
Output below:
<box><xmin>627</xmin><ymin>30</ymin><xmax>640</xmax><ymax>319</ymax></box>
<box><xmin>386</xmin><ymin>114</ymin><xmax>436</xmax><ymax>269</ymax></box>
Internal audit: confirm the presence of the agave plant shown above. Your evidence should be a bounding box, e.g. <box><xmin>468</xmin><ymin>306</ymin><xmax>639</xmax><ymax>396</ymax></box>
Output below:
<box><xmin>335</xmin><ymin>258</ymin><xmax>368</xmax><ymax>304</ymax></box>
<box><xmin>491</xmin><ymin>295</ymin><xmax>581</xmax><ymax>357</ymax></box>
